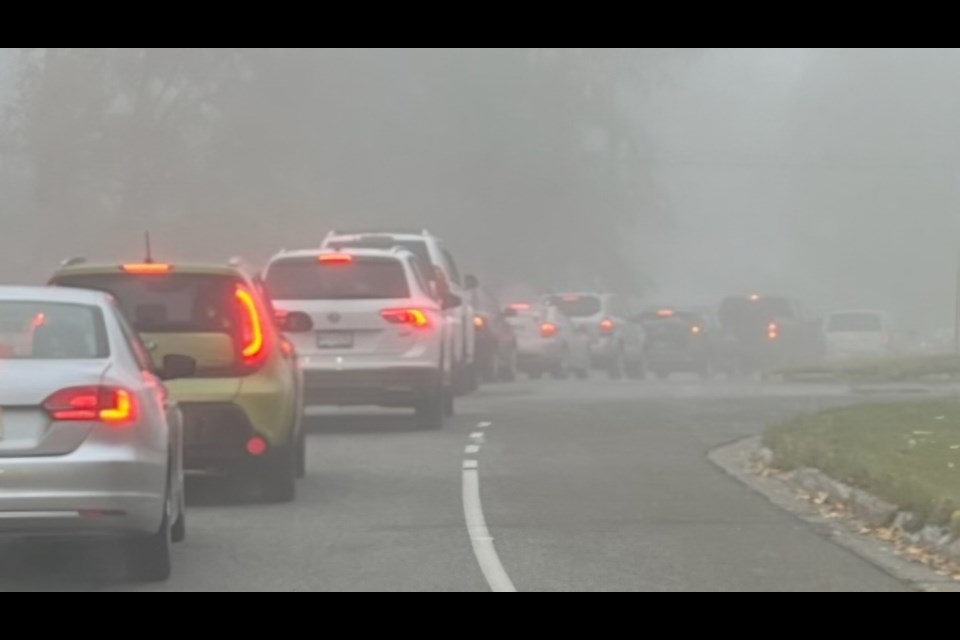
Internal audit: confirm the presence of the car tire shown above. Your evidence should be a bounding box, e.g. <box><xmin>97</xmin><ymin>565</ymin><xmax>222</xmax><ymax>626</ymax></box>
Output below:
<box><xmin>262</xmin><ymin>445</ymin><xmax>297</xmax><ymax>504</ymax></box>
<box><xmin>171</xmin><ymin>484</ymin><xmax>186</xmax><ymax>544</ymax></box>
<box><xmin>499</xmin><ymin>360</ymin><xmax>517</xmax><ymax>382</ymax></box>
<box><xmin>551</xmin><ymin>355</ymin><xmax>571</xmax><ymax>380</ymax></box>
<box><xmin>127</xmin><ymin>492</ymin><xmax>173</xmax><ymax>583</ymax></box>
<box><xmin>296</xmin><ymin>429</ymin><xmax>307</xmax><ymax>480</ymax></box>
<box><xmin>626</xmin><ymin>359</ymin><xmax>646</xmax><ymax>380</ymax></box>
<box><xmin>608</xmin><ymin>353</ymin><xmax>625</xmax><ymax>380</ymax></box>
<box><xmin>417</xmin><ymin>389</ymin><xmax>447</xmax><ymax>430</ymax></box>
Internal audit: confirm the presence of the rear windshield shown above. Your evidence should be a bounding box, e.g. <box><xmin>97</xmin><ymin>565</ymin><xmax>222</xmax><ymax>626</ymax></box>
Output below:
<box><xmin>332</xmin><ymin>238</ymin><xmax>434</xmax><ymax>279</ymax></box>
<box><xmin>547</xmin><ymin>295</ymin><xmax>603</xmax><ymax>318</ymax></box>
<box><xmin>827</xmin><ymin>313</ymin><xmax>884</xmax><ymax>332</ymax></box>
<box><xmin>53</xmin><ymin>274</ymin><xmax>240</xmax><ymax>334</ymax></box>
<box><xmin>0</xmin><ymin>301</ymin><xmax>108</xmax><ymax>359</ymax></box>
<box><xmin>266</xmin><ymin>258</ymin><xmax>411</xmax><ymax>300</ymax></box>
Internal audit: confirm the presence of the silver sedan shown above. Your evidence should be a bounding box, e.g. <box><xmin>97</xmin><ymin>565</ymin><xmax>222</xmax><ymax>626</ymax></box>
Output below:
<box><xmin>0</xmin><ymin>287</ymin><xmax>194</xmax><ymax>582</ymax></box>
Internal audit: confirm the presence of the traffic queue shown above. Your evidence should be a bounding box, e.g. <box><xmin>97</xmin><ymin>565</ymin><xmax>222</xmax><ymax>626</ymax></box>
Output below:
<box><xmin>1</xmin><ymin>227</ymin><xmax>843</xmax><ymax>581</ymax></box>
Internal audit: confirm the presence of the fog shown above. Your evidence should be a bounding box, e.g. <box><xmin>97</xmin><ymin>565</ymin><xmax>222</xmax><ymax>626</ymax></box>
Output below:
<box><xmin>2</xmin><ymin>48</ymin><xmax>959</xmax><ymax>334</ymax></box>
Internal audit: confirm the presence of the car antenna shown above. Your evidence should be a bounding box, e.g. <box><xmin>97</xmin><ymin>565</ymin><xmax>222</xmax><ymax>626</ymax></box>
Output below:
<box><xmin>144</xmin><ymin>232</ymin><xmax>155</xmax><ymax>264</ymax></box>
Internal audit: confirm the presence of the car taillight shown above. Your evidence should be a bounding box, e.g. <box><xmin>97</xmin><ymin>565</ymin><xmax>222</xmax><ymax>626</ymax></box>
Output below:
<box><xmin>600</xmin><ymin>319</ymin><xmax>616</xmax><ymax>334</ymax></box>
<box><xmin>381</xmin><ymin>309</ymin><xmax>431</xmax><ymax>328</ymax></box>
<box><xmin>44</xmin><ymin>386</ymin><xmax>137</xmax><ymax>425</ymax></box>
<box><xmin>541</xmin><ymin>322</ymin><xmax>559</xmax><ymax>338</ymax></box>
<box><xmin>474</xmin><ymin>315</ymin><xmax>486</xmax><ymax>330</ymax></box>
<box><xmin>768</xmin><ymin>322</ymin><xmax>780</xmax><ymax>341</ymax></box>
<box><xmin>691</xmin><ymin>325</ymin><xmax>703</xmax><ymax>335</ymax></box>
<box><xmin>236</xmin><ymin>285</ymin><xmax>270</xmax><ymax>368</ymax></box>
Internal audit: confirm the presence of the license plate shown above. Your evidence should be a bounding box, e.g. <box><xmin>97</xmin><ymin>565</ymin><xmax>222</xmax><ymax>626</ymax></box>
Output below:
<box><xmin>316</xmin><ymin>331</ymin><xmax>354</xmax><ymax>349</ymax></box>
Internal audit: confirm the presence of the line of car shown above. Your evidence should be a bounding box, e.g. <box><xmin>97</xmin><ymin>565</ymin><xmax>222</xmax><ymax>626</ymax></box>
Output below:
<box><xmin>0</xmin><ymin>226</ymin><xmax>905</xmax><ymax>584</ymax></box>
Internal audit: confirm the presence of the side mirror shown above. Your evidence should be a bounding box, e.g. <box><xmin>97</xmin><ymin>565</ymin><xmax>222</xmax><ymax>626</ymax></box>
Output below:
<box><xmin>465</xmin><ymin>275</ymin><xmax>479</xmax><ymax>290</ymax></box>
<box><xmin>276</xmin><ymin>311</ymin><xmax>314</xmax><ymax>333</ymax></box>
<box><xmin>443</xmin><ymin>293</ymin><xmax>463</xmax><ymax>310</ymax></box>
<box><xmin>160</xmin><ymin>354</ymin><xmax>197</xmax><ymax>381</ymax></box>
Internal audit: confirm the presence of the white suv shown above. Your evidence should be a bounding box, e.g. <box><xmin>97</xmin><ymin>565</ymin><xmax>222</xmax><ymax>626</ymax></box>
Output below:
<box><xmin>321</xmin><ymin>230</ymin><xmax>476</xmax><ymax>396</ymax></box>
<box><xmin>263</xmin><ymin>247</ymin><xmax>457</xmax><ymax>429</ymax></box>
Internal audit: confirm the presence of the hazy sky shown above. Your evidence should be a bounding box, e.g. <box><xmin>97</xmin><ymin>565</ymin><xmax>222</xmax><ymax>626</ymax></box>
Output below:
<box><xmin>2</xmin><ymin>49</ymin><xmax>959</xmax><ymax>333</ymax></box>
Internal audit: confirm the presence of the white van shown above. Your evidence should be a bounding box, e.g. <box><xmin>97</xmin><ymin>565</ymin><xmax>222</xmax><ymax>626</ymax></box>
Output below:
<box><xmin>823</xmin><ymin>310</ymin><xmax>890</xmax><ymax>360</ymax></box>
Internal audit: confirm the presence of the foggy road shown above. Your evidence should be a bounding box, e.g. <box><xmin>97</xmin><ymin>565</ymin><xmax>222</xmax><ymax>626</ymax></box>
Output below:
<box><xmin>0</xmin><ymin>379</ymin><xmax>909</xmax><ymax>592</ymax></box>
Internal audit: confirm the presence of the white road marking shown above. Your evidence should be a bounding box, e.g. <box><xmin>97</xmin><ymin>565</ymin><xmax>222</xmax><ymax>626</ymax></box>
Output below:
<box><xmin>463</xmin><ymin>460</ymin><xmax>478</xmax><ymax>470</ymax></box>
<box><xmin>470</xmin><ymin>432</ymin><xmax>486</xmax><ymax>442</ymax></box>
<box><xmin>478</xmin><ymin>421</ymin><xmax>492</xmax><ymax>429</ymax></box>
<box><xmin>463</xmin><ymin>467</ymin><xmax>517</xmax><ymax>593</ymax></box>
<box><xmin>465</xmin><ymin>445</ymin><xmax>480</xmax><ymax>455</ymax></box>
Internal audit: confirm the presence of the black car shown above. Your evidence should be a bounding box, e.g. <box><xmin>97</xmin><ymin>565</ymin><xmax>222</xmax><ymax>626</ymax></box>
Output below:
<box><xmin>467</xmin><ymin>277</ymin><xmax>518</xmax><ymax>383</ymax></box>
<box><xmin>639</xmin><ymin>308</ymin><xmax>718</xmax><ymax>379</ymax></box>
<box><xmin>717</xmin><ymin>295</ymin><xmax>823</xmax><ymax>374</ymax></box>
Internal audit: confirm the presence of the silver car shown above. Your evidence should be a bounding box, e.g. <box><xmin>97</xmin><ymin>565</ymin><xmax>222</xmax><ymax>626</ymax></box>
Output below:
<box><xmin>0</xmin><ymin>287</ymin><xmax>193</xmax><ymax>582</ymax></box>
<box><xmin>505</xmin><ymin>302</ymin><xmax>591</xmax><ymax>380</ymax></box>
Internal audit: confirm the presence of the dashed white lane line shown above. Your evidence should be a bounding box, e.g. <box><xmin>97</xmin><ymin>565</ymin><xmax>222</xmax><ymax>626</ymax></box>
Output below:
<box><xmin>465</xmin><ymin>445</ymin><xmax>481</xmax><ymax>455</ymax></box>
<box><xmin>470</xmin><ymin>432</ymin><xmax>486</xmax><ymax>442</ymax></box>
<box><xmin>463</xmin><ymin>466</ymin><xmax>517</xmax><ymax>593</ymax></box>
<box><xmin>463</xmin><ymin>460</ymin><xmax>479</xmax><ymax>470</ymax></box>
<box><xmin>478</xmin><ymin>421</ymin><xmax>492</xmax><ymax>429</ymax></box>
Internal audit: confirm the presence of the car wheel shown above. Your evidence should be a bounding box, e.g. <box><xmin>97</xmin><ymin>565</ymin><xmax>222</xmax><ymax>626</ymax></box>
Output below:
<box><xmin>171</xmin><ymin>481</ymin><xmax>186</xmax><ymax>544</ymax></box>
<box><xmin>296</xmin><ymin>429</ymin><xmax>307</xmax><ymax>480</ymax></box>
<box><xmin>127</xmin><ymin>491</ymin><xmax>173</xmax><ymax>583</ymax></box>
<box><xmin>417</xmin><ymin>388</ymin><xmax>447</xmax><ymax>430</ymax></box>
<box><xmin>608</xmin><ymin>353</ymin><xmax>625</xmax><ymax>380</ymax></box>
<box><xmin>499</xmin><ymin>359</ymin><xmax>517</xmax><ymax>382</ymax></box>
<box><xmin>551</xmin><ymin>355</ymin><xmax>571</xmax><ymax>380</ymax></box>
<box><xmin>262</xmin><ymin>444</ymin><xmax>297</xmax><ymax>504</ymax></box>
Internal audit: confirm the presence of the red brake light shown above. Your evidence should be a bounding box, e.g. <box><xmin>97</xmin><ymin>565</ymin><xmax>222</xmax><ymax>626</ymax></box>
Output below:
<box><xmin>381</xmin><ymin>308</ymin><xmax>431</xmax><ymax>328</ymax></box>
<box><xmin>121</xmin><ymin>263</ymin><xmax>172</xmax><ymax>275</ymax></box>
<box><xmin>768</xmin><ymin>322</ymin><xmax>780</xmax><ymax>340</ymax></box>
<box><xmin>600</xmin><ymin>319</ymin><xmax>616</xmax><ymax>334</ymax></box>
<box><xmin>236</xmin><ymin>285</ymin><xmax>269</xmax><ymax>366</ymax></box>
<box><xmin>563</xmin><ymin>295</ymin><xmax>581</xmax><ymax>302</ymax></box>
<box><xmin>509</xmin><ymin>303</ymin><xmax>532</xmax><ymax>311</ymax></box>
<box><xmin>44</xmin><ymin>386</ymin><xmax>137</xmax><ymax>425</ymax></box>
<box><xmin>247</xmin><ymin>436</ymin><xmax>269</xmax><ymax>457</ymax></box>
<box><xmin>691</xmin><ymin>325</ymin><xmax>703</xmax><ymax>335</ymax></box>
<box><xmin>474</xmin><ymin>315</ymin><xmax>486</xmax><ymax>330</ymax></box>
<box><xmin>657</xmin><ymin>309</ymin><xmax>675</xmax><ymax>318</ymax></box>
<box><xmin>32</xmin><ymin>313</ymin><xmax>46</xmax><ymax>329</ymax></box>
<box><xmin>540</xmin><ymin>322</ymin><xmax>559</xmax><ymax>338</ymax></box>
<box><xmin>319</xmin><ymin>254</ymin><xmax>354</xmax><ymax>265</ymax></box>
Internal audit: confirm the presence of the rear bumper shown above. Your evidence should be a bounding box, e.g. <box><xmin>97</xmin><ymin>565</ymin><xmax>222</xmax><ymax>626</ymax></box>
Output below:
<box><xmin>301</xmin><ymin>366</ymin><xmax>442</xmax><ymax>407</ymax></box>
<box><xmin>180</xmin><ymin>402</ymin><xmax>264</xmax><ymax>472</ymax></box>
<box><xmin>0</xmin><ymin>450</ymin><xmax>166</xmax><ymax>538</ymax></box>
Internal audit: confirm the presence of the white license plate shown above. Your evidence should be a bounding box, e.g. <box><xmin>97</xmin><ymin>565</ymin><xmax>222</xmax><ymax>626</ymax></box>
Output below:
<box><xmin>316</xmin><ymin>331</ymin><xmax>354</xmax><ymax>349</ymax></box>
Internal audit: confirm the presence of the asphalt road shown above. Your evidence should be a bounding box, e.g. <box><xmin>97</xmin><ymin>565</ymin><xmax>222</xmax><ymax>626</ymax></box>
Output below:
<box><xmin>0</xmin><ymin>377</ymin><xmax>910</xmax><ymax>591</ymax></box>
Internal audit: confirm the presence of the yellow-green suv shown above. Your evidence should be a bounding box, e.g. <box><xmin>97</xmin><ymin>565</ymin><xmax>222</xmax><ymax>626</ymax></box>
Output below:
<box><xmin>50</xmin><ymin>260</ymin><xmax>304</xmax><ymax>503</ymax></box>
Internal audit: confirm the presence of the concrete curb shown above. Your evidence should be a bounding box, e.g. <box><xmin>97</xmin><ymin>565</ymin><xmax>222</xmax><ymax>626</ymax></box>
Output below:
<box><xmin>710</xmin><ymin>436</ymin><xmax>960</xmax><ymax>592</ymax></box>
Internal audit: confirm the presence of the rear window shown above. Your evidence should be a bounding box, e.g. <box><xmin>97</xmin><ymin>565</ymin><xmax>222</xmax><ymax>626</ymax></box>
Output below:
<box><xmin>827</xmin><ymin>313</ymin><xmax>884</xmax><ymax>332</ymax></box>
<box><xmin>266</xmin><ymin>258</ymin><xmax>411</xmax><ymax>300</ymax></box>
<box><xmin>0</xmin><ymin>301</ymin><xmax>108</xmax><ymax>359</ymax></box>
<box><xmin>53</xmin><ymin>274</ymin><xmax>240</xmax><ymax>334</ymax></box>
<box><xmin>332</xmin><ymin>238</ymin><xmax>434</xmax><ymax>279</ymax></box>
<box><xmin>547</xmin><ymin>295</ymin><xmax>603</xmax><ymax>318</ymax></box>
